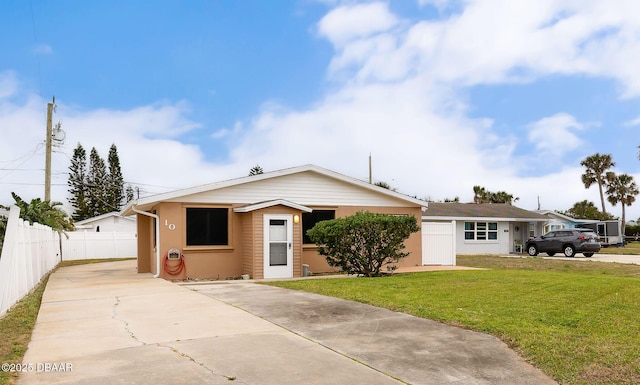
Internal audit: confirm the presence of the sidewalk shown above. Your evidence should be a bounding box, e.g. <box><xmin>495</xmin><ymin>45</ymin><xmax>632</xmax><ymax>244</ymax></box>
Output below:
<box><xmin>18</xmin><ymin>260</ymin><xmax>556</xmax><ymax>385</ymax></box>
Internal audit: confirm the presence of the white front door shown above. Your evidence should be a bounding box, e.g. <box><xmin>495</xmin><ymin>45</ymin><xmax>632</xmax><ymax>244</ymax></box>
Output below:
<box><xmin>263</xmin><ymin>214</ymin><xmax>293</xmax><ymax>279</ymax></box>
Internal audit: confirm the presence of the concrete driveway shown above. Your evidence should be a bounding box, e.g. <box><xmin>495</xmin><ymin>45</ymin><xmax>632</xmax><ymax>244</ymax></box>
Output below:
<box><xmin>189</xmin><ymin>282</ymin><xmax>556</xmax><ymax>385</ymax></box>
<box><xmin>18</xmin><ymin>260</ymin><xmax>556</xmax><ymax>385</ymax></box>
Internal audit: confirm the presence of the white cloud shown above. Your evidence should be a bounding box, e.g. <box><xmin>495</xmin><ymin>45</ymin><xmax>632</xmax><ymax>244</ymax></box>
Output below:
<box><xmin>527</xmin><ymin>113</ymin><xmax>585</xmax><ymax>157</ymax></box>
<box><xmin>623</xmin><ymin>117</ymin><xmax>640</xmax><ymax>127</ymax></box>
<box><xmin>317</xmin><ymin>2</ymin><xmax>398</xmax><ymax>48</ymax></box>
<box><xmin>0</xmin><ymin>71</ymin><xmax>18</xmax><ymax>99</ymax></box>
<box><xmin>32</xmin><ymin>44</ymin><xmax>53</xmax><ymax>55</ymax></box>
<box><xmin>0</xmin><ymin>91</ymin><xmax>223</xmax><ymax>211</ymax></box>
<box><xmin>219</xmin><ymin>0</ymin><xmax>640</xmax><ymax>220</ymax></box>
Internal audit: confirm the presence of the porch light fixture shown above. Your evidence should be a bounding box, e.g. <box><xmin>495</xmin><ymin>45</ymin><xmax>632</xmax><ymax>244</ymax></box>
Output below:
<box><xmin>294</xmin><ymin>215</ymin><xmax>300</xmax><ymax>224</ymax></box>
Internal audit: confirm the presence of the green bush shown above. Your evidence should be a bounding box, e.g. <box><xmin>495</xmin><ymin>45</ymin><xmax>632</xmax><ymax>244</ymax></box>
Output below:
<box><xmin>306</xmin><ymin>211</ymin><xmax>420</xmax><ymax>277</ymax></box>
<box><xmin>625</xmin><ymin>224</ymin><xmax>640</xmax><ymax>237</ymax></box>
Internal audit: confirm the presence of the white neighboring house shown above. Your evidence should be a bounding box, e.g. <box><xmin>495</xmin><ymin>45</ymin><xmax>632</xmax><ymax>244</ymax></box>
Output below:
<box><xmin>534</xmin><ymin>210</ymin><xmax>586</xmax><ymax>232</ymax></box>
<box><xmin>63</xmin><ymin>212</ymin><xmax>137</xmax><ymax>260</ymax></box>
<box><xmin>73</xmin><ymin>212</ymin><xmax>136</xmax><ymax>232</ymax></box>
<box><xmin>423</xmin><ymin>203</ymin><xmax>548</xmax><ymax>254</ymax></box>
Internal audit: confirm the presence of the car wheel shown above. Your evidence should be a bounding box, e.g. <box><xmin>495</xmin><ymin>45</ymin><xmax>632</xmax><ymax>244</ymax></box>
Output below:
<box><xmin>583</xmin><ymin>253</ymin><xmax>594</xmax><ymax>258</ymax></box>
<box><xmin>547</xmin><ymin>252</ymin><xmax>556</xmax><ymax>256</ymax></box>
<box><xmin>527</xmin><ymin>245</ymin><xmax>538</xmax><ymax>256</ymax></box>
<box><xmin>564</xmin><ymin>245</ymin><xmax>576</xmax><ymax>257</ymax></box>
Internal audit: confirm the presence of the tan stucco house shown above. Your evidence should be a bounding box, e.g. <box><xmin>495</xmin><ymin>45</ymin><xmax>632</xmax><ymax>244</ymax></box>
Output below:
<box><xmin>121</xmin><ymin>165</ymin><xmax>427</xmax><ymax>280</ymax></box>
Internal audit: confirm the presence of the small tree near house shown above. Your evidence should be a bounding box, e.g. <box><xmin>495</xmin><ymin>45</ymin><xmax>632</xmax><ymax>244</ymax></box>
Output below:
<box><xmin>306</xmin><ymin>211</ymin><xmax>420</xmax><ymax>277</ymax></box>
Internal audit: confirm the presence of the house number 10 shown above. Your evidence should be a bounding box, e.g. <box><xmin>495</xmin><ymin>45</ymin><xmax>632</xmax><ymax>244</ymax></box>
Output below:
<box><xmin>164</xmin><ymin>220</ymin><xmax>176</xmax><ymax>231</ymax></box>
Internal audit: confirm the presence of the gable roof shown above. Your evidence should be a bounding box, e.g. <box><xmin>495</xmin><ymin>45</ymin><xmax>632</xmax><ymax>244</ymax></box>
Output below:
<box><xmin>423</xmin><ymin>202</ymin><xmax>548</xmax><ymax>222</ymax></box>
<box><xmin>534</xmin><ymin>210</ymin><xmax>599</xmax><ymax>224</ymax></box>
<box><xmin>74</xmin><ymin>212</ymin><xmax>135</xmax><ymax>225</ymax></box>
<box><xmin>233</xmin><ymin>199</ymin><xmax>313</xmax><ymax>213</ymax></box>
<box><xmin>121</xmin><ymin>164</ymin><xmax>427</xmax><ymax>215</ymax></box>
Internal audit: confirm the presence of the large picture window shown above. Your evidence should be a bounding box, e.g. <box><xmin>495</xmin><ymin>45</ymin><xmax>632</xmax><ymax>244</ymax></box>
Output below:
<box><xmin>186</xmin><ymin>208</ymin><xmax>229</xmax><ymax>246</ymax></box>
<box><xmin>464</xmin><ymin>221</ymin><xmax>498</xmax><ymax>241</ymax></box>
<box><xmin>302</xmin><ymin>210</ymin><xmax>335</xmax><ymax>244</ymax></box>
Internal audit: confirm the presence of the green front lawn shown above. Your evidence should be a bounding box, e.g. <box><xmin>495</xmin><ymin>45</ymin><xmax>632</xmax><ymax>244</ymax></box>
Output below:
<box><xmin>599</xmin><ymin>241</ymin><xmax>640</xmax><ymax>255</ymax></box>
<box><xmin>266</xmin><ymin>255</ymin><xmax>640</xmax><ymax>385</ymax></box>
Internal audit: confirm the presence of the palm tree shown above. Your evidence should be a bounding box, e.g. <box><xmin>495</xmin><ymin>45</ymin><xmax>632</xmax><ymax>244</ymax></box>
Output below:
<box><xmin>605</xmin><ymin>173</ymin><xmax>639</xmax><ymax>231</ymax></box>
<box><xmin>580</xmin><ymin>153</ymin><xmax>615</xmax><ymax>214</ymax></box>
<box><xmin>11</xmin><ymin>192</ymin><xmax>74</xmax><ymax>234</ymax></box>
<box><xmin>473</xmin><ymin>186</ymin><xmax>488</xmax><ymax>203</ymax></box>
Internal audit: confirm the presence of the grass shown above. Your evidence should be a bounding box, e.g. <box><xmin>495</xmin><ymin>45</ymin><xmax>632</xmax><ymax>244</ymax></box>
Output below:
<box><xmin>0</xmin><ymin>258</ymin><xmax>134</xmax><ymax>385</ymax></box>
<box><xmin>265</xmin><ymin>255</ymin><xmax>640</xmax><ymax>385</ymax></box>
<box><xmin>0</xmin><ymin>275</ymin><xmax>49</xmax><ymax>385</ymax></box>
<box><xmin>599</xmin><ymin>241</ymin><xmax>640</xmax><ymax>255</ymax></box>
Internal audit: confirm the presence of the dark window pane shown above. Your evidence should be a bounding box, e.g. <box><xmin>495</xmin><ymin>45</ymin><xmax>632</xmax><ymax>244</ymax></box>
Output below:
<box><xmin>464</xmin><ymin>222</ymin><xmax>474</xmax><ymax>230</ymax></box>
<box><xmin>186</xmin><ymin>208</ymin><xmax>228</xmax><ymax>246</ymax></box>
<box><xmin>303</xmin><ymin>210</ymin><xmax>335</xmax><ymax>244</ymax></box>
<box><xmin>488</xmin><ymin>232</ymin><xmax>498</xmax><ymax>240</ymax></box>
<box><xmin>488</xmin><ymin>222</ymin><xmax>498</xmax><ymax>230</ymax></box>
<box><xmin>464</xmin><ymin>231</ymin><xmax>474</xmax><ymax>240</ymax></box>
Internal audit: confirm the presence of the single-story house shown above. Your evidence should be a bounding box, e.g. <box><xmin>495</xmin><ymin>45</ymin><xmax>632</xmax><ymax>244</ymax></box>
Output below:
<box><xmin>73</xmin><ymin>212</ymin><xmax>136</xmax><ymax>232</ymax></box>
<box><xmin>121</xmin><ymin>165</ymin><xmax>427</xmax><ymax>280</ymax></box>
<box><xmin>535</xmin><ymin>211</ymin><xmax>623</xmax><ymax>246</ymax></box>
<box><xmin>422</xmin><ymin>202</ymin><xmax>548</xmax><ymax>254</ymax></box>
<box><xmin>534</xmin><ymin>210</ymin><xmax>584</xmax><ymax>232</ymax></box>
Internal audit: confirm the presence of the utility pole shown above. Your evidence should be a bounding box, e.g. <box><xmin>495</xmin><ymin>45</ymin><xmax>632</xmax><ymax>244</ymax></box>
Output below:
<box><xmin>44</xmin><ymin>96</ymin><xmax>55</xmax><ymax>201</ymax></box>
<box><xmin>368</xmin><ymin>153</ymin><xmax>372</xmax><ymax>184</ymax></box>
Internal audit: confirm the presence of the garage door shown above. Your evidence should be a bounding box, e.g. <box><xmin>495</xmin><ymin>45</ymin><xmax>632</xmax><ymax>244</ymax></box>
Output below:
<box><xmin>422</xmin><ymin>221</ymin><xmax>456</xmax><ymax>265</ymax></box>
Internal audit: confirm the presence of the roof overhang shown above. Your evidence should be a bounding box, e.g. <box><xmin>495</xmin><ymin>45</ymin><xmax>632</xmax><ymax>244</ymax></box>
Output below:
<box><xmin>233</xmin><ymin>199</ymin><xmax>313</xmax><ymax>213</ymax></box>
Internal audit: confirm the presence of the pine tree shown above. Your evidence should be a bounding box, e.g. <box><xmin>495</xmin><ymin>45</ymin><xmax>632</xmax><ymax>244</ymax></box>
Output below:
<box><xmin>106</xmin><ymin>144</ymin><xmax>125</xmax><ymax>211</ymax></box>
<box><xmin>87</xmin><ymin>147</ymin><xmax>109</xmax><ymax>216</ymax></box>
<box><xmin>67</xmin><ymin>143</ymin><xmax>91</xmax><ymax>221</ymax></box>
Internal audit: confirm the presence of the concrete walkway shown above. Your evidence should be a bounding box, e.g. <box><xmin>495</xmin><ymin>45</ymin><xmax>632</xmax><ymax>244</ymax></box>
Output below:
<box><xmin>18</xmin><ymin>260</ymin><xmax>556</xmax><ymax>385</ymax></box>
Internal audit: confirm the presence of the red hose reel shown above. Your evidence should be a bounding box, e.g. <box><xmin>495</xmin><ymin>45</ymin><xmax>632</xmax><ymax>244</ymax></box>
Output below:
<box><xmin>163</xmin><ymin>249</ymin><xmax>186</xmax><ymax>279</ymax></box>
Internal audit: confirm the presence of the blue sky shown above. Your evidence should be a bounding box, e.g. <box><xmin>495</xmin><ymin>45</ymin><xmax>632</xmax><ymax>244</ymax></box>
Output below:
<box><xmin>1</xmin><ymin>0</ymin><xmax>639</xmax><ymax>221</ymax></box>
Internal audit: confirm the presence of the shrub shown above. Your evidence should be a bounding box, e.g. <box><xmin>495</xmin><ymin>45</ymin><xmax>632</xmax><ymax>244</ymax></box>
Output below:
<box><xmin>306</xmin><ymin>211</ymin><xmax>420</xmax><ymax>277</ymax></box>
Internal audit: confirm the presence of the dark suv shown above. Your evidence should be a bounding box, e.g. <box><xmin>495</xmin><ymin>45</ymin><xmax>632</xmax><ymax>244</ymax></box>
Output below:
<box><xmin>525</xmin><ymin>229</ymin><xmax>601</xmax><ymax>257</ymax></box>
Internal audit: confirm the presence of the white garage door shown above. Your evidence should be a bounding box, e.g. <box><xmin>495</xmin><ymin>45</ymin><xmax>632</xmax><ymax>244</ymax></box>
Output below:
<box><xmin>422</xmin><ymin>221</ymin><xmax>456</xmax><ymax>265</ymax></box>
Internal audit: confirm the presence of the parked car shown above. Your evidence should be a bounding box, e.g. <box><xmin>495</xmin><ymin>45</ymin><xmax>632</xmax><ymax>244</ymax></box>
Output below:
<box><xmin>525</xmin><ymin>229</ymin><xmax>601</xmax><ymax>257</ymax></box>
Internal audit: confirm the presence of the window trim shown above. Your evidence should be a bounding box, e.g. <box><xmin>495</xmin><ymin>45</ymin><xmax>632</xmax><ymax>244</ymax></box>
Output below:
<box><xmin>464</xmin><ymin>221</ymin><xmax>499</xmax><ymax>242</ymax></box>
<box><xmin>183</xmin><ymin>205</ymin><xmax>233</xmax><ymax>250</ymax></box>
<box><xmin>302</xmin><ymin>208</ymin><xmax>336</xmax><ymax>245</ymax></box>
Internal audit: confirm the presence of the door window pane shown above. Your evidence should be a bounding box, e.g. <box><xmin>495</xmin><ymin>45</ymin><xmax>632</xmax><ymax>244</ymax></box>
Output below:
<box><xmin>269</xmin><ymin>219</ymin><xmax>287</xmax><ymax>241</ymax></box>
<box><xmin>269</xmin><ymin>243</ymin><xmax>287</xmax><ymax>266</ymax></box>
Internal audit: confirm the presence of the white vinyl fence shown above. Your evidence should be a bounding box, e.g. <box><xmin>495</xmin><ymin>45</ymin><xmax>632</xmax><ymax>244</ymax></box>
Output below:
<box><xmin>1</xmin><ymin>206</ymin><xmax>138</xmax><ymax>317</ymax></box>
<box><xmin>422</xmin><ymin>221</ymin><xmax>457</xmax><ymax>265</ymax></box>
<box><xmin>61</xmin><ymin>231</ymin><xmax>136</xmax><ymax>260</ymax></box>
<box><xmin>0</xmin><ymin>206</ymin><xmax>59</xmax><ymax>318</ymax></box>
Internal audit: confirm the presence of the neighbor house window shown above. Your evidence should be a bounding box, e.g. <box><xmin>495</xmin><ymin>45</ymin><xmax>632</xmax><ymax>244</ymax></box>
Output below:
<box><xmin>186</xmin><ymin>208</ymin><xmax>229</xmax><ymax>246</ymax></box>
<box><xmin>464</xmin><ymin>221</ymin><xmax>498</xmax><ymax>241</ymax></box>
<box><xmin>545</xmin><ymin>223</ymin><xmax>566</xmax><ymax>233</ymax></box>
<box><xmin>529</xmin><ymin>223</ymin><xmax>535</xmax><ymax>238</ymax></box>
<box><xmin>303</xmin><ymin>210</ymin><xmax>335</xmax><ymax>244</ymax></box>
